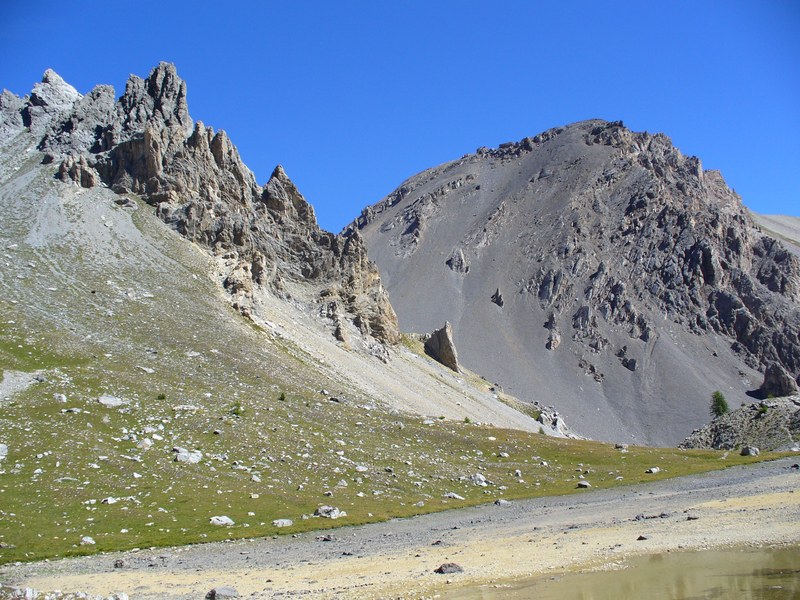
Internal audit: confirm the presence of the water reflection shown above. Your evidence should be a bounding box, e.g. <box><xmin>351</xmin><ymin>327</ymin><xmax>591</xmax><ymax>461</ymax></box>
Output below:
<box><xmin>445</xmin><ymin>546</ymin><xmax>799</xmax><ymax>600</ymax></box>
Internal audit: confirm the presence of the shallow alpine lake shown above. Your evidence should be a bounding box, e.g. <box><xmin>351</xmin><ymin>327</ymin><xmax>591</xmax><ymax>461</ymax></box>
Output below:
<box><xmin>444</xmin><ymin>546</ymin><xmax>800</xmax><ymax>599</ymax></box>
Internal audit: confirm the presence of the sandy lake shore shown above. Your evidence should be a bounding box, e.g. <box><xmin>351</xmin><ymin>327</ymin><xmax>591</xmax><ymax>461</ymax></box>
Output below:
<box><xmin>2</xmin><ymin>457</ymin><xmax>798</xmax><ymax>599</ymax></box>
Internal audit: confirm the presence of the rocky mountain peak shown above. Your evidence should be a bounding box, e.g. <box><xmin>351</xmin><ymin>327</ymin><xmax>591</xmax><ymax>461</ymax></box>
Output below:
<box><xmin>2</xmin><ymin>63</ymin><xmax>399</xmax><ymax>349</ymax></box>
<box><xmin>356</xmin><ymin>119</ymin><xmax>800</xmax><ymax>444</ymax></box>
<box><xmin>263</xmin><ymin>164</ymin><xmax>317</xmax><ymax>227</ymax></box>
<box><xmin>21</xmin><ymin>68</ymin><xmax>81</xmax><ymax>132</ymax></box>
<box><xmin>119</xmin><ymin>62</ymin><xmax>192</xmax><ymax>135</ymax></box>
<box><xmin>32</xmin><ymin>68</ymin><xmax>81</xmax><ymax>107</ymax></box>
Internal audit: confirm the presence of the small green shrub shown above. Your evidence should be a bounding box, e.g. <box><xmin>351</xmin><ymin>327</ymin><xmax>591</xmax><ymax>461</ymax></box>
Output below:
<box><xmin>278</xmin><ymin>392</ymin><xmax>286</xmax><ymax>402</ymax></box>
<box><xmin>757</xmin><ymin>405</ymin><xmax>768</xmax><ymax>416</ymax></box>
<box><xmin>710</xmin><ymin>391</ymin><xmax>729</xmax><ymax>418</ymax></box>
<box><xmin>229</xmin><ymin>401</ymin><xmax>245</xmax><ymax>417</ymax></box>
<box><xmin>157</xmin><ymin>393</ymin><xmax>166</xmax><ymax>400</ymax></box>
<box><xmin>464</xmin><ymin>417</ymin><xmax>471</xmax><ymax>424</ymax></box>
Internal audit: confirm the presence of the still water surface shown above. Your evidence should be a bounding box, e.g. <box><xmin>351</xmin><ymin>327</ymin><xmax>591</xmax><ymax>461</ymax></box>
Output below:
<box><xmin>445</xmin><ymin>546</ymin><xmax>799</xmax><ymax>600</ymax></box>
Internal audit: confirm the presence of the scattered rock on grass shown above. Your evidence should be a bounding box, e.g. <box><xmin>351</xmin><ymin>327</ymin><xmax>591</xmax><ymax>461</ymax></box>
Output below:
<box><xmin>98</xmin><ymin>394</ymin><xmax>127</xmax><ymax>407</ymax></box>
<box><xmin>314</xmin><ymin>506</ymin><xmax>346</xmax><ymax>519</ymax></box>
<box><xmin>174</xmin><ymin>447</ymin><xmax>203</xmax><ymax>464</ymax></box>
<box><xmin>443</xmin><ymin>492</ymin><xmax>465</xmax><ymax>500</ymax></box>
<box><xmin>272</xmin><ymin>519</ymin><xmax>293</xmax><ymax>528</ymax></box>
<box><xmin>470</xmin><ymin>473</ymin><xmax>489</xmax><ymax>486</ymax></box>
<box><xmin>210</xmin><ymin>515</ymin><xmax>234</xmax><ymax>526</ymax></box>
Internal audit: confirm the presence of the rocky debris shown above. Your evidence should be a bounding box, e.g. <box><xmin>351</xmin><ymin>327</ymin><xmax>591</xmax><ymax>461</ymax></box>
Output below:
<box><xmin>645</xmin><ymin>467</ymin><xmax>661</xmax><ymax>474</ymax></box>
<box><xmin>79</xmin><ymin>535</ymin><xmax>96</xmax><ymax>545</ymax></box>
<box><xmin>209</xmin><ymin>515</ymin><xmax>235</xmax><ymax>526</ymax></box>
<box><xmin>173</xmin><ymin>447</ymin><xmax>203</xmax><ymax>464</ymax></box>
<box><xmin>759</xmin><ymin>362</ymin><xmax>799</xmax><ymax>398</ymax></box>
<box><xmin>681</xmin><ymin>396</ymin><xmax>800</xmax><ymax>451</ymax></box>
<box><xmin>206</xmin><ymin>587</ymin><xmax>239</xmax><ymax>599</ymax></box>
<box><xmin>534</xmin><ymin>405</ymin><xmax>572</xmax><ymax>437</ymax></box>
<box><xmin>740</xmin><ymin>446</ymin><xmax>760</xmax><ymax>456</ymax></box>
<box><xmin>0</xmin><ymin>443</ymin><xmax>7</xmax><ymax>461</ymax></box>
<box><xmin>445</xmin><ymin>247</ymin><xmax>470</xmax><ymax>274</ymax></box>
<box><xmin>57</xmin><ymin>154</ymin><xmax>98</xmax><ymax>188</ymax></box>
<box><xmin>314</xmin><ymin>505</ymin><xmax>346</xmax><ymax>519</ymax></box>
<box><xmin>545</xmin><ymin>328</ymin><xmax>561</xmax><ymax>351</ymax></box>
<box><xmin>423</xmin><ymin>321</ymin><xmax>460</xmax><ymax>372</ymax></box>
<box><xmin>494</xmin><ymin>499</ymin><xmax>512</xmax><ymax>507</ymax></box>
<box><xmin>490</xmin><ymin>288</ymin><xmax>504</xmax><ymax>307</ymax></box>
<box><xmin>4</xmin><ymin>64</ymin><xmax>400</xmax><ymax>348</ymax></box>
<box><xmin>272</xmin><ymin>519</ymin><xmax>293</xmax><ymax>528</ymax></box>
<box><xmin>434</xmin><ymin>562</ymin><xmax>464</xmax><ymax>574</ymax></box>
<box><xmin>634</xmin><ymin>512</ymin><xmax>670</xmax><ymax>521</ymax></box>
<box><xmin>576</xmin><ymin>480</ymin><xmax>591</xmax><ymax>488</ymax></box>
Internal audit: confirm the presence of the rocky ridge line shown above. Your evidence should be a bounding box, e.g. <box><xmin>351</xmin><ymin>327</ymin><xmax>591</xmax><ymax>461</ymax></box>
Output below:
<box><xmin>1</xmin><ymin>63</ymin><xmax>399</xmax><ymax>348</ymax></box>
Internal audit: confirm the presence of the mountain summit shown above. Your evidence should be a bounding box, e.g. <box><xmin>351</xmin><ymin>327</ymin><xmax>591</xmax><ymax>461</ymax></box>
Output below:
<box><xmin>2</xmin><ymin>63</ymin><xmax>399</xmax><ymax>350</ymax></box>
<box><xmin>353</xmin><ymin>120</ymin><xmax>800</xmax><ymax>445</ymax></box>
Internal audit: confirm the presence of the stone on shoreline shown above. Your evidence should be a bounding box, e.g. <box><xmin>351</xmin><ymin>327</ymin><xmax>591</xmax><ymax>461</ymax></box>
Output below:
<box><xmin>435</xmin><ymin>562</ymin><xmax>464</xmax><ymax>574</ymax></box>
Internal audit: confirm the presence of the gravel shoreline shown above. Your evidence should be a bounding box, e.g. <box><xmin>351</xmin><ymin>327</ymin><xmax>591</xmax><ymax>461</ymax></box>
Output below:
<box><xmin>2</xmin><ymin>457</ymin><xmax>798</xmax><ymax>599</ymax></box>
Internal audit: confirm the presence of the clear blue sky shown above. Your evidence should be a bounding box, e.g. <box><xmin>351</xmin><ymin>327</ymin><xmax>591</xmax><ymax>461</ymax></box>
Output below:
<box><xmin>2</xmin><ymin>1</ymin><xmax>798</xmax><ymax>231</ymax></box>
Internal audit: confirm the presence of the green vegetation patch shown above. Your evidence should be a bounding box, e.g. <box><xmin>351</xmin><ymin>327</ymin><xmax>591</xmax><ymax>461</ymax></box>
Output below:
<box><xmin>0</xmin><ymin>387</ymin><xmax>781</xmax><ymax>565</ymax></box>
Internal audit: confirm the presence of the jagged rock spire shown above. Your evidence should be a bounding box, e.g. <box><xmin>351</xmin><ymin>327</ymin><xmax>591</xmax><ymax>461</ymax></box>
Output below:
<box><xmin>2</xmin><ymin>64</ymin><xmax>400</xmax><ymax>347</ymax></box>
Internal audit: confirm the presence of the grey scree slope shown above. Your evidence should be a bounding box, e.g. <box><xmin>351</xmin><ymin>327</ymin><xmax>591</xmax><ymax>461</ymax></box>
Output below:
<box><xmin>354</xmin><ymin>120</ymin><xmax>800</xmax><ymax>446</ymax></box>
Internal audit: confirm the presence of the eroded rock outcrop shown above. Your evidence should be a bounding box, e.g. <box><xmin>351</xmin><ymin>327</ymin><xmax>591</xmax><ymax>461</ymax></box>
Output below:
<box><xmin>423</xmin><ymin>322</ymin><xmax>460</xmax><ymax>372</ymax></box>
<box><xmin>4</xmin><ymin>64</ymin><xmax>399</xmax><ymax>347</ymax></box>
<box><xmin>759</xmin><ymin>362</ymin><xmax>799</xmax><ymax>398</ymax></box>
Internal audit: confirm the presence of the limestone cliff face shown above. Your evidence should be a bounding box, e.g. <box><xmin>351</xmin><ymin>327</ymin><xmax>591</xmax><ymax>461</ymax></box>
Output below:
<box><xmin>4</xmin><ymin>63</ymin><xmax>399</xmax><ymax>346</ymax></box>
<box><xmin>355</xmin><ymin>120</ymin><xmax>800</xmax><ymax>444</ymax></box>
